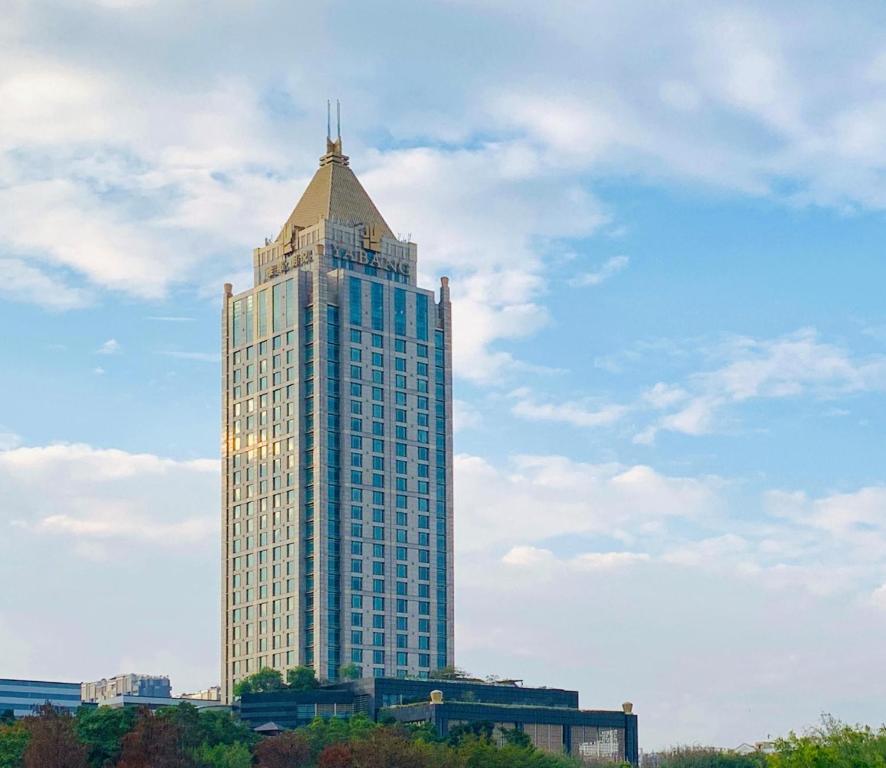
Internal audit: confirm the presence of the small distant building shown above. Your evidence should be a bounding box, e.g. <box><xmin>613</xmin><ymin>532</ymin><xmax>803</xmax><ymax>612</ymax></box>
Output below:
<box><xmin>92</xmin><ymin>694</ymin><xmax>227</xmax><ymax>712</ymax></box>
<box><xmin>238</xmin><ymin>677</ymin><xmax>638</xmax><ymax>766</ymax></box>
<box><xmin>82</xmin><ymin>674</ymin><xmax>171</xmax><ymax>704</ymax></box>
<box><xmin>0</xmin><ymin>678</ymin><xmax>81</xmax><ymax>718</ymax></box>
<box><xmin>735</xmin><ymin>741</ymin><xmax>776</xmax><ymax>755</ymax></box>
<box><xmin>181</xmin><ymin>686</ymin><xmax>222</xmax><ymax>702</ymax></box>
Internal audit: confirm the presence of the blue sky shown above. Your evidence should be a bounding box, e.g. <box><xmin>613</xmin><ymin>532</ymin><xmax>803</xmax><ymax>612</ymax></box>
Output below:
<box><xmin>2</xmin><ymin>0</ymin><xmax>886</xmax><ymax>750</ymax></box>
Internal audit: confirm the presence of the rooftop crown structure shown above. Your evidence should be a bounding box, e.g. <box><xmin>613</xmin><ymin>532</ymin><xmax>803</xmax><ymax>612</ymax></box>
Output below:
<box><xmin>221</xmin><ymin>127</ymin><xmax>454</xmax><ymax>701</ymax></box>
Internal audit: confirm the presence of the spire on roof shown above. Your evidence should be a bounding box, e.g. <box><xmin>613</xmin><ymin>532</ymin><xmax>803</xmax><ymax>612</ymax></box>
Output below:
<box><xmin>323</xmin><ymin>99</ymin><xmax>346</xmax><ymax>165</ymax></box>
<box><xmin>275</xmin><ymin>104</ymin><xmax>394</xmax><ymax>244</ymax></box>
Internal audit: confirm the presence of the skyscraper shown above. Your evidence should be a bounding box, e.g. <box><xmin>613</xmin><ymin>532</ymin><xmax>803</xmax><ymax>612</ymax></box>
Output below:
<box><xmin>221</xmin><ymin>131</ymin><xmax>454</xmax><ymax>702</ymax></box>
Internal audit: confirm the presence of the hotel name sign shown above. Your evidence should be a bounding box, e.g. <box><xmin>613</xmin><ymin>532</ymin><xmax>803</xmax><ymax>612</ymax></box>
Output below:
<box><xmin>266</xmin><ymin>244</ymin><xmax>411</xmax><ymax>279</ymax></box>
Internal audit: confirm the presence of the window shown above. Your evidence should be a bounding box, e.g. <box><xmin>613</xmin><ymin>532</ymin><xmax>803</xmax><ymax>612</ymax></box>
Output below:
<box><xmin>394</xmin><ymin>288</ymin><xmax>406</xmax><ymax>335</ymax></box>
<box><xmin>415</xmin><ymin>293</ymin><xmax>428</xmax><ymax>340</ymax></box>
<box><xmin>371</xmin><ymin>281</ymin><xmax>384</xmax><ymax>331</ymax></box>
<box><xmin>349</xmin><ymin>277</ymin><xmax>362</xmax><ymax>326</ymax></box>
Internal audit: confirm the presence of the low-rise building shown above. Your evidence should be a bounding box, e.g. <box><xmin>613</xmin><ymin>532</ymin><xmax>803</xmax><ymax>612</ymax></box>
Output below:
<box><xmin>238</xmin><ymin>677</ymin><xmax>638</xmax><ymax>766</ymax></box>
<box><xmin>90</xmin><ymin>694</ymin><xmax>228</xmax><ymax>712</ymax></box>
<box><xmin>82</xmin><ymin>674</ymin><xmax>171</xmax><ymax>703</ymax></box>
<box><xmin>0</xmin><ymin>678</ymin><xmax>81</xmax><ymax>718</ymax></box>
<box><xmin>181</xmin><ymin>686</ymin><xmax>222</xmax><ymax>702</ymax></box>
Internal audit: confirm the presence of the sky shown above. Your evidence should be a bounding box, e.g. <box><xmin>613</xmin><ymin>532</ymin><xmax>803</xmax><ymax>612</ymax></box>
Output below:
<box><xmin>1</xmin><ymin>0</ymin><xmax>886</xmax><ymax>751</ymax></box>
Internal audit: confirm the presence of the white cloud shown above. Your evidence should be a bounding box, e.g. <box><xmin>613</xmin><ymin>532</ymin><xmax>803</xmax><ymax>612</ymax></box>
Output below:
<box><xmin>453</xmin><ymin>399</ymin><xmax>483</xmax><ymax>431</ymax></box>
<box><xmin>0</xmin><ymin>430</ymin><xmax>21</xmax><ymax>451</ymax></box>
<box><xmin>0</xmin><ymin>258</ymin><xmax>89</xmax><ymax>311</ymax></box>
<box><xmin>501</xmin><ymin>545</ymin><xmax>556</xmax><ymax>568</ymax></box>
<box><xmin>640</xmin><ymin>329</ymin><xmax>886</xmax><ymax>440</ymax></box>
<box><xmin>570</xmin><ymin>255</ymin><xmax>629</xmax><ymax>287</ymax></box>
<box><xmin>0</xmin><ymin>443</ymin><xmax>217</xmax><ymax>548</ymax></box>
<box><xmin>97</xmin><ymin>338</ymin><xmax>120</xmax><ymax>355</ymax></box>
<box><xmin>455</xmin><ymin>452</ymin><xmax>719</xmax><ymax>553</ymax></box>
<box><xmin>871</xmin><ymin>584</ymin><xmax>886</xmax><ymax>611</ymax></box>
<box><xmin>509</xmin><ymin>388</ymin><xmax>628</xmax><ymax>428</ymax></box>
<box><xmin>0</xmin><ymin>440</ymin><xmax>220</xmax><ymax>695</ymax></box>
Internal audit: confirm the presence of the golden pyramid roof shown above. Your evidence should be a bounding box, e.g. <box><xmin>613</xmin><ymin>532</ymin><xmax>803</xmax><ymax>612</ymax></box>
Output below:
<box><xmin>275</xmin><ymin>138</ymin><xmax>394</xmax><ymax>244</ymax></box>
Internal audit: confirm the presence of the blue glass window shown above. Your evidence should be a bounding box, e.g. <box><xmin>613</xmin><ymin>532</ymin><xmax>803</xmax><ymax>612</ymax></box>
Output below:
<box><xmin>371</xmin><ymin>281</ymin><xmax>384</xmax><ymax>331</ymax></box>
<box><xmin>349</xmin><ymin>277</ymin><xmax>362</xmax><ymax>326</ymax></box>
<box><xmin>415</xmin><ymin>293</ymin><xmax>428</xmax><ymax>341</ymax></box>
<box><xmin>394</xmin><ymin>288</ymin><xmax>406</xmax><ymax>336</ymax></box>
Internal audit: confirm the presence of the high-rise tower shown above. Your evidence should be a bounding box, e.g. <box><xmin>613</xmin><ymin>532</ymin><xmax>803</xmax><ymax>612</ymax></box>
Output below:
<box><xmin>221</xmin><ymin>132</ymin><xmax>454</xmax><ymax>701</ymax></box>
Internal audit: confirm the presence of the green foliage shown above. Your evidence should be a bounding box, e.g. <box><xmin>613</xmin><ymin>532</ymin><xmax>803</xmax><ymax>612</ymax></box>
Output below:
<box><xmin>0</xmin><ymin>723</ymin><xmax>28</xmax><ymax>768</ymax></box>
<box><xmin>500</xmin><ymin>727</ymin><xmax>532</xmax><ymax>748</ymax></box>
<box><xmin>286</xmin><ymin>666</ymin><xmax>321</xmax><ymax>691</ymax></box>
<box><xmin>658</xmin><ymin>746</ymin><xmax>767</xmax><ymax>768</ymax></box>
<box><xmin>76</xmin><ymin>706</ymin><xmax>140</xmax><ymax>768</ymax></box>
<box><xmin>447</xmin><ymin>721</ymin><xmax>494</xmax><ymax>746</ymax></box>
<box><xmin>232</xmin><ymin>668</ymin><xmax>285</xmax><ymax>697</ymax></box>
<box><xmin>769</xmin><ymin>716</ymin><xmax>886</xmax><ymax>768</ymax></box>
<box><xmin>303</xmin><ymin>714</ymin><xmax>378</xmax><ymax>753</ymax></box>
<box><xmin>0</xmin><ymin>714</ymin><xmax>14</xmax><ymax>727</ymax></box>
<box><xmin>453</xmin><ymin>735</ymin><xmax>582</xmax><ymax>768</ymax></box>
<box><xmin>430</xmin><ymin>666</ymin><xmax>474</xmax><ymax>681</ymax></box>
<box><xmin>338</xmin><ymin>664</ymin><xmax>361</xmax><ymax>681</ymax></box>
<box><xmin>193</xmin><ymin>742</ymin><xmax>252</xmax><ymax>768</ymax></box>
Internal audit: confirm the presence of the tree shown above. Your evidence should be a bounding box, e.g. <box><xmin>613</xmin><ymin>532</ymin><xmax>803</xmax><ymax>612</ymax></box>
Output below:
<box><xmin>348</xmin><ymin>728</ymin><xmax>437</xmax><ymax>768</ymax></box>
<box><xmin>447</xmin><ymin>721</ymin><xmax>494</xmax><ymax>746</ymax></box>
<box><xmin>189</xmin><ymin>708</ymin><xmax>258</xmax><ymax>750</ymax></box>
<box><xmin>303</xmin><ymin>713</ymin><xmax>378</xmax><ymax>753</ymax></box>
<box><xmin>500</xmin><ymin>727</ymin><xmax>532</xmax><ymax>749</ymax></box>
<box><xmin>286</xmin><ymin>666</ymin><xmax>320</xmax><ymax>691</ymax></box>
<box><xmin>769</xmin><ymin>716</ymin><xmax>886</xmax><ymax>768</ymax></box>
<box><xmin>232</xmin><ymin>668</ymin><xmax>285</xmax><ymax>697</ymax></box>
<box><xmin>22</xmin><ymin>705</ymin><xmax>88</xmax><ymax>768</ymax></box>
<box><xmin>0</xmin><ymin>713</ymin><xmax>14</xmax><ymax>727</ymax></box>
<box><xmin>317</xmin><ymin>743</ymin><xmax>354</xmax><ymax>768</ymax></box>
<box><xmin>453</xmin><ymin>736</ymin><xmax>581</xmax><ymax>768</ymax></box>
<box><xmin>658</xmin><ymin>746</ymin><xmax>767</xmax><ymax>768</ymax></box>
<box><xmin>193</xmin><ymin>742</ymin><xmax>252</xmax><ymax>768</ymax></box>
<box><xmin>76</xmin><ymin>706</ymin><xmax>139</xmax><ymax>768</ymax></box>
<box><xmin>254</xmin><ymin>730</ymin><xmax>311</xmax><ymax>768</ymax></box>
<box><xmin>0</xmin><ymin>722</ymin><xmax>28</xmax><ymax>768</ymax></box>
<box><xmin>338</xmin><ymin>663</ymin><xmax>361</xmax><ymax>681</ymax></box>
<box><xmin>430</xmin><ymin>666</ymin><xmax>473</xmax><ymax>681</ymax></box>
<box><xmin>117</xmin><ymin>709</ymin><xmax>193</xmax><ymax>768</ymax></box>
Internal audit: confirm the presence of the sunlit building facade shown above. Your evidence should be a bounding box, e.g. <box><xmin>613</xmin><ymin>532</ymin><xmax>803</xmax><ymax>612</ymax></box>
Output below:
<box><xmin>221</xmin><ymin>134</ymin><xmax>454</xmax><ymax>701</ymax></box>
